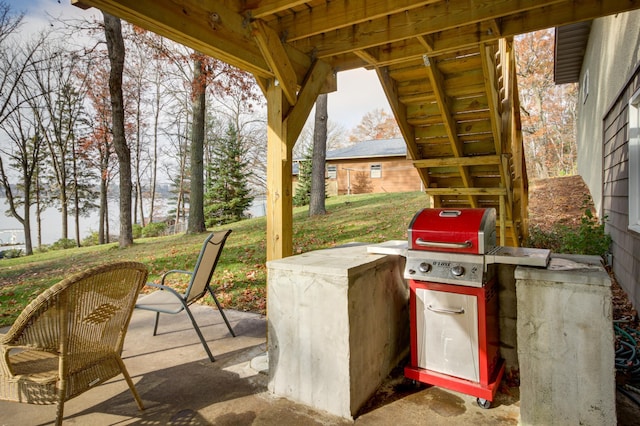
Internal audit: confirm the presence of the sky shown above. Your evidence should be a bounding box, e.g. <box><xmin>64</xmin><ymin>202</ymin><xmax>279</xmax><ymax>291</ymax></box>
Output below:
<box><xmin>5</xmin><ymin>0</ymin><xmax>391</xmax><ymax>132</ymax></box>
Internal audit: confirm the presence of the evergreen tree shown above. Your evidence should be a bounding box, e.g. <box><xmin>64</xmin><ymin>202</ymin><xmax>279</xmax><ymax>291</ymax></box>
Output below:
<box><xmin>293</xmin><ymin>145</ymin><xmax>312</xmax><ymax>207</ymax></box>
<box><xmin>204</xmin><ymin>123</ymin><xmax>253</xmax><ymax>226</ymax></box>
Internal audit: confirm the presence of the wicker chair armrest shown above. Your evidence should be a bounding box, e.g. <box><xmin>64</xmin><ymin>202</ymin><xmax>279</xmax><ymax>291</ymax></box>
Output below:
<box><xmin>160</xmin><ymin>269</ymin><xmax>193</xmax><ymax>285</ymax></box>
<box><xmin>0</xmin><ymin>343</ymin><xmax>34</xmax><ymax>377</ymax></box>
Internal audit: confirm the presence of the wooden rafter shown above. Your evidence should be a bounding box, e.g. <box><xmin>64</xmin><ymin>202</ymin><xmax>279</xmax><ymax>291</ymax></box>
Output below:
<box><xmin>264</xmin><ymin>0</ymin><xmax>440</xmax><ymax>42</ymax></box>
<box><xmin>291</xmin><ymin>0</ymin><xmax>564</xmax><ymax>59</ymax></box>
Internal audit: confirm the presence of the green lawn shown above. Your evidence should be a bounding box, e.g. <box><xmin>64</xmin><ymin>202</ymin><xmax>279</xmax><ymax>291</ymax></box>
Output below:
<box><xmin>0</xmin><ymin>192</ymin><xmax>429</xmax><ymax>327</ymax></box>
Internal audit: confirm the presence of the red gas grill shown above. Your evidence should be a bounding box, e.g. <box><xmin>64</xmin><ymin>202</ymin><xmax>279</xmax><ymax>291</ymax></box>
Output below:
<box><xmin>403</xmin><ymin>208</ymin><xmax>504</xmax><ymax>409</ymax></box>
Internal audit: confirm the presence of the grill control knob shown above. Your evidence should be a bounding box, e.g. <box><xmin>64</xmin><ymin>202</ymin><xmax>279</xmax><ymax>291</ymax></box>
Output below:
<box><xmin>419</xmin><ymin>262</ymin><xmax>431</xmax><ymax>273</ymax></box>
<box><xmin>451</xmin><ymin>265</ymin><xmax>465</xmax><ymax>277</ymax></box>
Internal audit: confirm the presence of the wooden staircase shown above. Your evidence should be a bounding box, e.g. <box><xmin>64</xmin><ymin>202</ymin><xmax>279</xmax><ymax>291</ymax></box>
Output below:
<box><xmin>378</xmin><ymin>39</ymin><xmax>528</xmax><ymax>247</ymax></box>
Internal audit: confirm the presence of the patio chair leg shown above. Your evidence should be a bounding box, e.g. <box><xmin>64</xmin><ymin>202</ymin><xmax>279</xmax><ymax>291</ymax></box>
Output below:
<box><xmin>153</xmin><ymin>312</ymin><xmax>160</xmax><ymax>336</ymax></box>
<box><xmin>183</xmin><ymin>305</ymin><xmax>216</xmax><ymax>362</ymax></box>
<box><xmin>208</xmin><ymin>286</ymin><xmax>236</xmax><ymax>337</ymax></box>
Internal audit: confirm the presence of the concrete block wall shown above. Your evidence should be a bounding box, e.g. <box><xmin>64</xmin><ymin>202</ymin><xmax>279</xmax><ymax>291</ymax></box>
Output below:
<box><xmin>266</xmin><ymin>244</ymin><xmax>408</xmax><ymax>419</ymax></box>
<box><xmin>515</xmin><ymin>254</ymin><xmax>615</xmax><ymax>426</ymax></box>
<box><xmin>497</xmin><ymin>264</ymin><xmax>519</xmax><ymax>370</ymax></box>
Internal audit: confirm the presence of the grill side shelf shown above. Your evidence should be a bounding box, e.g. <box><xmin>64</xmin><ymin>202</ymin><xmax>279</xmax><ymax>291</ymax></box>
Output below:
<box><xmin>485</xmin><ymin>246</ymin><xmax>551</xmax><ymax>267</ymax></box>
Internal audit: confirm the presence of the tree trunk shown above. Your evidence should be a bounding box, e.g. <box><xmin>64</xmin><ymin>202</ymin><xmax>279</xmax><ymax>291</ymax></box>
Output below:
<box><xmin>310</xmin><ymin>94</ymin><xmax>328</xmax><ymax>216</ymax></box>
<box><xmin>150</xmin><ymin>75</ymin><xmax>160</xmax><ymax>225</ymax></box>
<box><xmin>187</xmin><ymin>55</ymin><xmax>206</xmax><ymax>233</ymax></box>
<box><xmin>99</xmin><ymin>176</ymin><xmax>107</xmax><ymax>244</ymax></box>
<box><xmin>103</xmin><ymin>12</ymin><xmax>133</xmax><ymax>247</ymax></box>
<box><xmin>72</xmin><ymin>138</ymin><xmax>81</xmax><ymax>247</ymax></box>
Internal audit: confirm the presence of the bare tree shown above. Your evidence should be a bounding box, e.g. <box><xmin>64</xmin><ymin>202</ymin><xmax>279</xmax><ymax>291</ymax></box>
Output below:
<box><xmin>0</xmin><ymin>85</ymin><xmax>43</xmax><ymax>255</ymax></box>
<box><xmin>29</xmin><ymin>43</ymin><xmax>92</xmax><ymax>244</ymax></box>
<box><xmin>103</xmin><ymin>12</ymin><xmax>133</xmax><ymax>247</ymax></box>
<box><xmin>348</xmin><ymin>108</ymin><xmax>401</xmax><ymax>142</ymax></box>
<box><xmin>515</xmin><ymin>29</ymin><xmax>578</xmax><ymax>179</ymax></box>
<box><xmin>293</xmin><ymin>118</ymin><xmax>347</xmax><ymax>160</ymax></box>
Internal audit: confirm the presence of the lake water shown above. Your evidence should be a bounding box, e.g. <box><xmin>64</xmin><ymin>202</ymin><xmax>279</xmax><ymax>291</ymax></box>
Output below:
<box><xmin>0</xmin><ymin>196</ymin><xmax>267</xmax><ymax>247</ymax></box>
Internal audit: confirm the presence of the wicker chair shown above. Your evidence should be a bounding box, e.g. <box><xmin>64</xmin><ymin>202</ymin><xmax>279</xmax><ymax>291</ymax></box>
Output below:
<box><xmin>135</xmin><ymin>230</ymin><xmax>235</xmax><ymax>362</ymax></box>
<box><xmin>0</xmin><ymin>261</ymin><xmax>149</xmax><ymax>426</ymax></box>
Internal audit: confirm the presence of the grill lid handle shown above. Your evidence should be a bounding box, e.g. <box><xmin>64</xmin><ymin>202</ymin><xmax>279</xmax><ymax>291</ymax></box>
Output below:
<box><xmin>415</xmin><ymin>238</ymin><xmax>473</xmax><ymax>249</ymax></box>
<box><xmin>438</xmin><ymin>210</ymin><xmax>462</xmax><ymax>217</ymax></box>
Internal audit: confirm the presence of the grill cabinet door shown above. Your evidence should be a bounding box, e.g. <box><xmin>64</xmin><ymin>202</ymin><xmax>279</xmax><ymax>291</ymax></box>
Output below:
<box><xmin>416</xmin><ymin>288</ymin><xmax>479</xmax><ymax>382</ymax></box>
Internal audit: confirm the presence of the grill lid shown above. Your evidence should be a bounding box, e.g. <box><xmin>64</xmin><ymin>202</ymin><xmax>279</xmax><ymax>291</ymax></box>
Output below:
<box><xmin>408</xmin><ymin>208</ymin><xmax>496</xmax><ymax>254</ymax></box>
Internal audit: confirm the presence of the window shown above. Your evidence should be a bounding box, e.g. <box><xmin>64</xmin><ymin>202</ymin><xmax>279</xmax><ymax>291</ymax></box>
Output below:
<box><xmin>370</xmin><ymin>164</ymin><xmax>382</xmax><ymax>178</ymax></box>
<box><xmin>629</xmin><ymin>88</ymin><xmax>640</xmax><ymax>233</ymax></box>
<box><xmin>327</xmin><ymin>165</ymin><xmax>337</xmax><ymax>179</ymax></box>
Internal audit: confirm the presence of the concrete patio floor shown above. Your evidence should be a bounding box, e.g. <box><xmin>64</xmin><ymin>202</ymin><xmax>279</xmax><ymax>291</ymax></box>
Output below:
<box><xmin>1</xmin><ymin>304</ymin><xmax>523</xmax><ymax>425</ymax></box>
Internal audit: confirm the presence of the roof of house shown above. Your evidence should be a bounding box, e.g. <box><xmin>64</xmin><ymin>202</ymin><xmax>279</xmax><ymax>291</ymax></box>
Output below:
<box><xmin>554</xmin><ymin>21</ymin><xmax>592</xmax><ymax>84</ymax></box>
<box><xmin>326</xmin><ymin>138</ymin><xmax>407</xmax><ymax>161</ymax></box>
<box><xmin>292</xmin><ymin>138</ymin><xmax>407</xmax><ymax>175</ymax></box>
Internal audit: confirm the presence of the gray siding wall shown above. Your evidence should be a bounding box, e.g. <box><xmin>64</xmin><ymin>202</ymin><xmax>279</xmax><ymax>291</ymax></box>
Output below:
<box><xmin>578</xmin><ymin>11</ymin><xmax>640</xmax><ymax>309</ymax></box>
<box><xmin>602</xmin><ymin>68</ymin><xmax>640</xmax><ymax>309</ymax></box>
<box><xmin>577</xmin><ymin>12</ymin><xmax>640</xmax><ymax>216</ymax></box>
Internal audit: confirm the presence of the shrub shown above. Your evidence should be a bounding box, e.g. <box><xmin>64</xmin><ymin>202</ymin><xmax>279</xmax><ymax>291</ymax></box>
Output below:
<box><xmin>0</xmin><ymin>248</ymin><xmax>23</xmax><ymax>259</ymax></box>
<box><xmin>526</xmin><ymin>209</ymin><xmax>611</xmax><ymax>257</ymax></box>
<box><xmin>82</xmin><ymin>232</ymin><xmax>100</xmax><ymax>246</ymax></box>
<box><xmin>560</xmin><ymin>209</ymin><xmax>612</xmax><ymax>256</ymax></box>
<box><xmin>525</xmin><ymin>225</ymin><xmax>563</xmax><ymax>252</ymax></box>
<box><xmin>50</xmin><ymin>238</ymin><xmax>76</xmax><ymax>250</ymax></box>
<box><xmin>132</xmin><ymin>224</ymin><xmax>143</xmax><ymax>239</ymax></box>
<box><xmin>142</xmin><ymin>222</ymin><xmax>167</xmax><ymax>238</ymax></box>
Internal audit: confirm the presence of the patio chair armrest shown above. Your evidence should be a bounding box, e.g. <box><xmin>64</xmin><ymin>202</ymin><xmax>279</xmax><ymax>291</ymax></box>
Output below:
<box><xmin>145</xmin><ymin>282</ymin><xmax>187</xmax><ymax>299</ymax></box>
<box><xmin>160</xmin><ymin>269</ymin><xmax>193</xmax><ymax>285</ymax></box>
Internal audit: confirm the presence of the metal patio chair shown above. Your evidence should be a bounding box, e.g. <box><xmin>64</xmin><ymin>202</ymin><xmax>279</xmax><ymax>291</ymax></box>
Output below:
<box><xmin>0</xmin><ymin>261</ymin><xmax>149</xmax><ymax>426</ymax></box>
<box><xmin>135</xmin><ymin>230</ymin><xmax>235</xmax><ymax>362</ymax></box>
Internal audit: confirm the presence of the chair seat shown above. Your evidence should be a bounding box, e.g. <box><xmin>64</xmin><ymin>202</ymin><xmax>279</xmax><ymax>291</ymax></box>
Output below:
<box><xmin>7</xmin><ymin>350</ymin><xmax>58</xmax><ymax>380</ymax></box>
<box><xmin>136</xmin><ymin>290</ymin><xmax>186</xmax><ymax>314</ymax></box>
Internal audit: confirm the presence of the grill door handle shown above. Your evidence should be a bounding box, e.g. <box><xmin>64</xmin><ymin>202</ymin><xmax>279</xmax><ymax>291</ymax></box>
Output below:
<box><xmin>415</xmin><ymin>238</ymin><xmax>472</xmax><ymax>249</ymax></box>
<box><xmin>427</xmin><ymin>305</ymin><xmax>465</xmax><ymax>315</ymax></box>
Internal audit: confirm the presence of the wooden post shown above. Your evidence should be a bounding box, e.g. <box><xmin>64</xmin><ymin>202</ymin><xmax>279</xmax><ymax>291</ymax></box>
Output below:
<box><xmin>266</xmin><ymin>82</ymin><xmax>293</xmax><ymax>261</ymax></box>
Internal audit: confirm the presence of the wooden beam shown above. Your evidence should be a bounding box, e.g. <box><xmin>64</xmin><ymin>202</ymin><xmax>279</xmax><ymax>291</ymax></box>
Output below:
<box><xmin>413</xmin><ymin>155</ymin><xmax>501</xmax><ymax>168</ymax></box>
<box><xmin>263</xmin><ymin>59</ymin><xmax>330</xmax><ymax>260</ymax></box>
<box><xmin>425</xmin><ymin>188</ymin><xmax>507</xmax><ymax>196</ymax></box>
<box><xmin>74</xmin><ymin>0</ymin><xmax>271</xmax><ymax>76</ymax></box>
<box><xmin>480</xmin><ymin>43</ymin><xmax>503</xmax><ymax>156</ymax></box>
<box><xmin>266</xmin><ymin>82</ymin><xmax>293</xmax><ymax>261</ymax></box>
<box><xmin>73</xmin><ymin>0</ymin><xmax>314</xmax><ymax>83</ymax></box>
<box><xmin>424</xmin><ymin>0</ymin><xmax>640</xmax><ymax>57</ymax></box>
<box><xmin>253</xmin><ymin>20</ymin><xmax>298</xmax><ymax>105</ymax></box>
<box><xmin>286</xmin><ymin>59</ymin><xmax>333</xmax><ymax>140</ymax></box>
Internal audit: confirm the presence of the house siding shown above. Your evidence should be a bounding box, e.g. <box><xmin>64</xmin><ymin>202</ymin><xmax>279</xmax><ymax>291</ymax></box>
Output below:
<box><xmin>328</xmin><ymin>157</ymin><xmax>422</xmax><ymax>195</ymax></box>
<box><xmin>602</xmin><ymin>66</ymin><xmax>640</xmax><ymax>308</ymax></box>
<box><xmin>577</xmin><ymin>12</ymin><xmax>640</xmax><ymax>216</ymax></box>
<box><xmin>577</xmin><ymin>11</ymin><xmax>640</xmax><ymax>309</ymax></box>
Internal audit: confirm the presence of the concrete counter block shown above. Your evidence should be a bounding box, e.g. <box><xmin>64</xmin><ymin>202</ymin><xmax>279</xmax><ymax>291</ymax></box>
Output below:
<box><xmin>267</xmin><ymin>244</ymin><xmax>409</xmax><ymax>419</ymax></box>
<box><xmin>515</xmin><ymin>254</ymin><xmax>615</xmax><ymax>426</ymax></box>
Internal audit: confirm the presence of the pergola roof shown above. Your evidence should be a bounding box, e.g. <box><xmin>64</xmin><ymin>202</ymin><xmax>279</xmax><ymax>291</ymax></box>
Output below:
<box><xmin>72</xmin><ymin>0</ymin><xmax>640</xmax><ymax>258</ymax></box>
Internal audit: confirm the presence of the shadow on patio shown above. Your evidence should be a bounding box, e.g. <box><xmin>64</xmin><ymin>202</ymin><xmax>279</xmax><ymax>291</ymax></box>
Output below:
<box><xmin>1</xmin><ymin>305</ymin><xmax>522</xmax><ymax>425</ymax></box>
